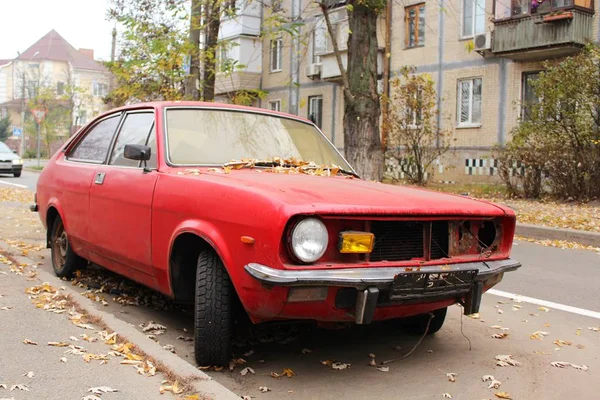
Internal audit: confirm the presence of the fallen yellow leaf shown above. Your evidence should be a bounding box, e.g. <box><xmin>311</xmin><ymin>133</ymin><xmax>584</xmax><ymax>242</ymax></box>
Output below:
<box><xmin>495</xmin><ymin>392</ymin><xmax>512</xmax><ymax>399</ymax></box>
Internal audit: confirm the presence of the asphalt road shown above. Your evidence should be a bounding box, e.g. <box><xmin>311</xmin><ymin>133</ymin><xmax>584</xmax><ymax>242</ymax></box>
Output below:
<box><xmin>1</xmin><ymin>174</ymin><xmax>598</xmax><ymax>399</ymax></box>
<box><xmin>499</xmin><ymin>241</ymin><xmax>600</xmax><ymax>311</ymax></box>
<box><xmin>0</xmin><ymin>169</ymin><xmax>40</xmax><ymax>191</ymax></box>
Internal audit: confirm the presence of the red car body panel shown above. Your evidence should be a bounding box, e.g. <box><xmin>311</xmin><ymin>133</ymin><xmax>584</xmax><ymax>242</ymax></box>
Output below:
<box><xmin>35</xmin><ymin>101</ymin><xmax>520</xmax><ymax>325</ymax></box>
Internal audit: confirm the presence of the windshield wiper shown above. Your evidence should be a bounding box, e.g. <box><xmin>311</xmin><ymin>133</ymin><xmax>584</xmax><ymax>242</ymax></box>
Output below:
<box><xmin>336</xmin><ymin>168</ymin><xmax>360</xmax><ymax>179</ymax></box>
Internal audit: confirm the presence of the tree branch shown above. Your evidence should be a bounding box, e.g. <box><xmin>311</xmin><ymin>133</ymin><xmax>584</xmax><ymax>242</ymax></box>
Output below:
<box><xmin>318</xmin><ymin>2</ymin><xmax>354</xmax><ymax>102</ymax></box>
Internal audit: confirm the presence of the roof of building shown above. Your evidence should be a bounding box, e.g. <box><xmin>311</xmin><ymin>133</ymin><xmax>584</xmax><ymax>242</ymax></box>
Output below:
<box><xmin>16</xmin><ymin>30</ymin><xmax>106</xmax><ymax>72</ymax></box>
<box><xmin>0</xmin><ymin>59</ymin><xmax>11</xmax><ymax>67</ymax></box>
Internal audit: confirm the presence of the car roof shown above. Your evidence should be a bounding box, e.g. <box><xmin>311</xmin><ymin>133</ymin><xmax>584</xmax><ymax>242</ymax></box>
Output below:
<box><xmin>103</xmin><ymin>101</ymin><xmax>314</xmax><ymax>125</ymax></box>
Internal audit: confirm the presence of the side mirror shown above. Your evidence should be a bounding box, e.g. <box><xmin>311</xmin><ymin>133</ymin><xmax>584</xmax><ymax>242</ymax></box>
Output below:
<box><xmin>124</xmin><ymin>144</ymin><xmax>151</xmax><ymax>161</ymax></box>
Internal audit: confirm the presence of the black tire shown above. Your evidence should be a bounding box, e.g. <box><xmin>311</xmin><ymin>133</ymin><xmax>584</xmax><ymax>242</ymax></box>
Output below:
<box><xmin>403</xmin><ymin>307</ymin><xmax>447</xmax><ymax>335</ymax></box>
<box><xmin>194</xmin><ymin>249</ymin><xmax>232</xmax><ymax>366</ymax></box>
<box><xmin>13</xmin><ymin>171</ymin><xmax>21</xmax><ymax>178</ymax></box>
<box><xmin>50</xmin><ymin>217</ymin><xmax>87</xmax><ymax>278</ymax></box>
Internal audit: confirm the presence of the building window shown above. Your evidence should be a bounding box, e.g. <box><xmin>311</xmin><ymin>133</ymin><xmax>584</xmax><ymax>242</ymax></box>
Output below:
<box><xmin>269</xmin><ymin>100</ymin><xmax>281</xmax><ymax>112</ymax></box>
<box><xmin>522</xmin><ymin>72</ymin><xmax>541</xmax><ymax>121</ymax></box>
<box><xmin>93</xmin><ymin>82</ymin><xmax>108</xmax><ymax>97</ymax></box>
<box><xmin>56</xmin><ymin>81</ymin><xmax>65</xmax><ymax>96</ymax></box>
<box><xmin>462</xmin><ymin>0</ymin><xmax>485</xmax><ymax>38</ymax></box>
<box><xmin>308</xmin><ymin>95</ymin><xmax>323</xmax><ymax>128</ymax></box>
<box><xmin>457</xmin><ymin>78</ymin><xmax>482</xmax><ymax>126</ymax></box>
<box><xmin>311</xmin><ymin>19</ymin><xmax>327</xmax><ymax>63</ymax></box>
<box><xmin>27</xmin><ymin>80</ymin><xmax>38</xmax><ymax>98</ymax></box>
<box><xmin>405</xmin><ymin>4</ymin><xmax>425</xmax><ymax>48</ymax></box>
<box><xmin>407</xmin><ymin>86</ymin><xmax>424</xmax><ymax>127</ymax></box>
<box><xmin>270</xmin><ymin>37</ymin><xmax>282</xmax><ymax>72</ymax></box>
<box><xmin>494</xmin><ymin>0</ymin><xmax>592</xmax><ymax>20</ymax></box>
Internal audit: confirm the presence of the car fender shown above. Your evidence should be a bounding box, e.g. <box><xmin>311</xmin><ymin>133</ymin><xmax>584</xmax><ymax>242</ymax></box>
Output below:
<box><xmin>44</xmin><ymin>196</ymin><xmax>65</xmax><ymax>232</ymax></box>
<box><xmin>167</xmin><ymin>218</ymin><xmax>237</xmax><ymax>287</ymax></box>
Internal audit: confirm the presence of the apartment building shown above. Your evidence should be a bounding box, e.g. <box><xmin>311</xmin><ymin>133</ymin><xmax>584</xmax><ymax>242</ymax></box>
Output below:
<box><xmin>213</xmin><ymin>0</ymin><xmax>597</xmax><ymax>182</ymax></box>
<box><xmin>0</xmin><ymin>30</ymin><xmax>111</xmax><ymax>153</ymax></box>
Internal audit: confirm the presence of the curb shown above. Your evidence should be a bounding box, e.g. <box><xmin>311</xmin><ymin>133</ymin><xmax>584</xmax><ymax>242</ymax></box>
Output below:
<box><xmin>516</xmin><ymin>223</ymin><xmax>600</xmax><ymax>247</ymax></box>
<box><xmin>24</xmin><ymin>167</ymin><xmax>43</xmax><ymax>173</ymax></box>
<box><xmin>0</xmin><ymin>240</ymin><xmax>240</xmax><ymax>400</ymax></box>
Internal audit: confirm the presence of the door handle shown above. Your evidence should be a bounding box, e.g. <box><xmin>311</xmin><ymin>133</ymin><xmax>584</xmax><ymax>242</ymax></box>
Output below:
<box><xmin>94</xmin><ymin>173</ymin><xmax>105</xmax><ymax>185</ymax></box>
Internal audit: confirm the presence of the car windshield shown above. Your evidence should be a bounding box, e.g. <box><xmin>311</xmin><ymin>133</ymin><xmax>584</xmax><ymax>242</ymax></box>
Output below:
<box><xmin>0</xmin><ymin>142</ymin><xmax>14</xmax><ymax>153</ymax></box>
<box><xmin>165</xmin><ymin>108</ymin><xmax>352</xmax><ymax>170</ymax></box>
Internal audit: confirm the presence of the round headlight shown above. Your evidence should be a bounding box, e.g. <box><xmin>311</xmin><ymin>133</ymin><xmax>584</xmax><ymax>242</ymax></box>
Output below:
<box><xmin>291</xmin><ymin>218</ymin><xmax>328</xmax><ymax>263</ymax></box>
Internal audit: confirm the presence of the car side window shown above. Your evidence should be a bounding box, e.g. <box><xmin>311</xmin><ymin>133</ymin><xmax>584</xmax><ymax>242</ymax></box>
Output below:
<box><xmin>145</xmin><ymin>124</ymin><xmax>157</xmax><ymax>169</ymax></box>
<box><xmin>109</xmin><ymin>112</ymin><xmax>155</xmax><ymax>167</ymax></box>
<box><xmin>69</xmin><ymin>115</ymin><xmax>120</xmax><ymax>162</ymax></box>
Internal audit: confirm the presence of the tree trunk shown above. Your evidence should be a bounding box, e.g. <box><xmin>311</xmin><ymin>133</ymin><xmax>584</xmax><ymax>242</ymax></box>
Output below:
<box><xmin>201</xmin><ymin>0</ymin><xmax>221</xmax><ymax>102</ymax></box>
<box><xmin>343</xmin><ymin>2</ymin><xmax>383</xmax><ymax>181</ymax></box>
<box><xmin>185</xmin><ymin>0</ymin><xmax>202</xmax><ymax>100</ymax></box>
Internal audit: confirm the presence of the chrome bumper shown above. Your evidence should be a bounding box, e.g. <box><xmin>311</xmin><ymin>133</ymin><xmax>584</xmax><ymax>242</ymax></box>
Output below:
<box><xmin>244</xmin><ymin>259</ymin><xmax>521</xmax><ymax>289</ymax></box>
<box><xmin>245</xmin><ymin>259</ymin><xmax>520</xmax><ymax>324</ymax></box>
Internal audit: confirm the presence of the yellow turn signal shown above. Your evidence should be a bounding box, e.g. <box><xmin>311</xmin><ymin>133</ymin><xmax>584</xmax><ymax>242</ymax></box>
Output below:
<box><xmin>339</xmin><ymin>231</ymin><xmax>375</xmax><ymax>254</ymax></box>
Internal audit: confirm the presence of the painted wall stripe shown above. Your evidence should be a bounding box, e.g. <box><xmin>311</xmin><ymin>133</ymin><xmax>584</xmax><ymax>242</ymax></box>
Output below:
<box><xmin>487</xmin><ymin>289</ymin><xmax>600</xmax><ymax>320</ymax></box>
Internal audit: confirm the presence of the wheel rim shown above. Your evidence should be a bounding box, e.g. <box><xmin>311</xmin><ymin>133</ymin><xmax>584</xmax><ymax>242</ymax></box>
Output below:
<box><xmin>53</xmin><ymin>223</ymin><xmax>67</xmax><ymax>271</ymax></box>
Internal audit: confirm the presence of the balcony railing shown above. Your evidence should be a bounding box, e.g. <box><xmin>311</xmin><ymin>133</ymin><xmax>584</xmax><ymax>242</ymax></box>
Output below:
<box><xmin>492</xmin><ymin>1</ymin><xmax>594</xmax><ymax>60</ymax></box>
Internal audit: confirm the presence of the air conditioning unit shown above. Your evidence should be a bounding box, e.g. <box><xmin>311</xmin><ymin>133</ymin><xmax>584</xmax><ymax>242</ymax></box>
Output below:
<box><xmin>474</xmin><ymin>32</ymin><xmax>491</xmax><ymax>52</ymax></box>
<box><xmin>305</xmin><ymin>63</ymin><xmax>322</xmax><ymax>78</ymax></box>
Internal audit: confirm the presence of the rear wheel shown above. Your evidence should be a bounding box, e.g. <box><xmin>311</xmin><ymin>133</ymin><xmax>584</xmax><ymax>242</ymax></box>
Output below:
<box><xmin>402</xmin><ymin>307</ymin><xmax>447</xmax><ymax>335</ymax></box>
<box><xmin>194</xmin><ymin>249</ymin><xmax>232</xmax><ymax>366</ymax></box>
<box><xmin>50</xmin><ymin>217</ymin><xmax>87</xmax><ymax>278</ymax></box>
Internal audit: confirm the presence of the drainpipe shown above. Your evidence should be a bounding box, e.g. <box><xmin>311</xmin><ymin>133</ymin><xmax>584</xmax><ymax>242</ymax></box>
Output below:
<box><xmin>289</xmin><ymin>0</ymin><xmax>301</xmax><ymax>115</ymax></box>
<box><xmin>258</xmin><ymin>2</ymin><xmax>264</xmax><ymax>108</ymax></box>
<box><xmin>381</xmin><ymin>0</ymin><xmax>392</xmax><ymax>151</ymax></box>
<box><xmin>436</xmin><ymin>0</ymin><xmax>445</xmax><ymax>147</ymax></box>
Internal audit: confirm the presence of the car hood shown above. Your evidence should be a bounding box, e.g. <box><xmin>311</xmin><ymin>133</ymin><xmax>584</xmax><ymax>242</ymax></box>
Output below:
<box><xmin>0</xmin><ymin>152</ymin><xmax>19</xmax><ymax>161</ymax></box>
<box><xmin>175</xmin><ymin>169</ymin><xmax>509</xmax><ymax>217</ymax></box>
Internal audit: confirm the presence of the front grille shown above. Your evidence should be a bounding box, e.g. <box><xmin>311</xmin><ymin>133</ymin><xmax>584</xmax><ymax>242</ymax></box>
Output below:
<box><xmin>370</xmin><ymin>221</ymin><xmax>424</xmax><ymax>262</ymax></box>
<box><xmin>369</xmin><ymin>221</ymin><xmax>450</xmax><ymax>262</ymax></box>
<box><xmin>431</xmin><ymin>221</ymin><xmax>450</xmax><ymax>259</ymax></box>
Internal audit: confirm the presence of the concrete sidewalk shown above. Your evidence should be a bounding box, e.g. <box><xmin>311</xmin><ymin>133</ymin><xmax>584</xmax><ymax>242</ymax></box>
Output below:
<box><xmin>0</xmin><ymin>250</ymin><xmax>239</xmax><ymax>400</ymax></box>
<box><xmin>0</xmin><ymin>261</ymin><xmax>176</xmax><ymax>400</ymax></box>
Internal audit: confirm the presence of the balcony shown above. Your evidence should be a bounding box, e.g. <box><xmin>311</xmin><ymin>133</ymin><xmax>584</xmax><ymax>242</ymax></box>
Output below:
<box><xmin>318</xmin><ymin>50</ymin><xmax>384</xmax><ymax>80</ymax></box>
<box><xmin>310</xmin><ymin>7</ymin><xmax>384</xmax><ymax>80</ymax></box>
<box><xmin>492</xmin><ymin>0</ymin><xmax>594</xmax><ymax>61</ymax></box>
<box><xmin>214</xmin><ymin>71</ymin><xmax>261</xmax><ymax>95</ymax></box>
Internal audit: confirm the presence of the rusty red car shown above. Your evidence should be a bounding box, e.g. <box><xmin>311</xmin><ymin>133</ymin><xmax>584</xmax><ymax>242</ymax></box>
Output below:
<box><xmin>32</xmin><ymin>101</ymin><xmax>521</xmax><ymax>365</ymax></box>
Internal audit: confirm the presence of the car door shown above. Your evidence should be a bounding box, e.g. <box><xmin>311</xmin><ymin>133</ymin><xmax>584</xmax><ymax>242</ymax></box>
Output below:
<box><xmin>59</xmin><ymin>113</ymin><xmax>122</xmax><ymax>254</ymax></box>
<box><xmin>88</xmin><ymin>110</ymin><xmax>158</xmax><ymax>277</ymax></box>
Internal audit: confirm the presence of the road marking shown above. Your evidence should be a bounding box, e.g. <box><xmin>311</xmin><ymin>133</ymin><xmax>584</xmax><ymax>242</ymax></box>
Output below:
<box><xmin>487</xmin><ymin>289</ymin><xmax>600</xmax><ymax>320</ymax></box>
<box><xmin>0</xmin><ymin>180</ymin><xmax>27</xmax><ymax>189</ymax></box>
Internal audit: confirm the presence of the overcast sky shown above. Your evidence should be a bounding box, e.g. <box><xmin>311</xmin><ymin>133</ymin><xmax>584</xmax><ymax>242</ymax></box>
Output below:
<box><xmin>0</xmin><ymin>0</ymin><xmax>114</xmax><ymax>61</ymax></box>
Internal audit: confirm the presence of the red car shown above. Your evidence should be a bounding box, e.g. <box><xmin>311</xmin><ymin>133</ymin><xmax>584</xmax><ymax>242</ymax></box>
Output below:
<box><xmin>32</xmin><ymin>102</ymin><xmax>521</xmax><ymax>365</ymax></box>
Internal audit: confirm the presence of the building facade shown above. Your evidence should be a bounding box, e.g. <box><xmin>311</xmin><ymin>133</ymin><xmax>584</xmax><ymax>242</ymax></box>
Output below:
<box><xmin>0</xmin><ymin>30</ymin><xmax>111</xmax><ymax>155</ymax></box>
<box><xmin>211</xmin><ymin>0</ymin><xmax>597</xmax><ymax>182</ymax></box>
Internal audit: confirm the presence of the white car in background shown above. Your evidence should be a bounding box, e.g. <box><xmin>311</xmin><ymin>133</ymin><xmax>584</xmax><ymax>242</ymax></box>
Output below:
<box><xmin>0</xmin><ymin>142</ymin><xmax>24</xmax><ymax>177</ymax></box>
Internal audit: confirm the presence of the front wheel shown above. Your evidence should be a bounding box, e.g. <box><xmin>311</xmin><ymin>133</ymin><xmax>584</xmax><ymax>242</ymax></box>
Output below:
<box><xmin>13</xmin><ymin>171</ymin><xmax>21</xmax><ymax>178</ymax></box>
<box><xmin>50</xmin><ymin>217</ymin><xmax>87</xmax><ymax>278</ymax></box>
<box><xmin>402</xmin><ymin>307</ymin><xmax>448</xmax><ymax>335</ymax></box>
<box><xmin>194</xmin><ymin>249</ymin><xmax>233</xmax><ymax>366</ymax></box>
